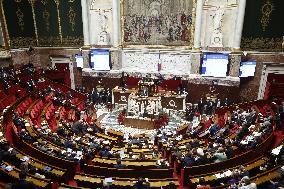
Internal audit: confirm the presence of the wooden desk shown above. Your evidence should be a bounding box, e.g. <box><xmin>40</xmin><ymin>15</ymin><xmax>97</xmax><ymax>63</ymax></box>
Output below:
<box><xmin>75</xmin><ymin>173</ymin><xmax>179</xmax><ymax>188</ymax></box>
<box><xmin>189</xmin><ymin>157</ymin><xmax>268</xmax><ymax>185</ymax></box>
<box><xmin>124</xmin><ymin>117</ymin><xmax>155</xmax><ymax>129</ymax></box>
<box><xmin>0</xmin><ymin>162</ymin><xmax>51</xmax><ymax>188</ymax></box>
<box><xmin>59</xmin><ymin>184</ymin><xmax>89</xmax><ymax>189</ymax></box>
<box><xmin>112</xmin><ymin>88</ymin><xmax>133</xmax><ymax>105</ymax></box>
<box><xmin>161</xmin><ymin>95</ymin><xmax>186</xmax><ymax>111</ymax></box>
<box><xmin>92</xmin><ymin>157</ymin><xmax>157</xmax><ymax>167</ymax></box>
<box><xmin>15</xmin><ymin>150</ymin><xmax>67</xmax><ymax>182</ymax></box>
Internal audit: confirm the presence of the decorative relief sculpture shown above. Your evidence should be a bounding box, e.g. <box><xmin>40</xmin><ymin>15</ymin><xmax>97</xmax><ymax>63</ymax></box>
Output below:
<box><xmin>16</xmin><ymin>8</ymin><xmax>24</xmax><ymax>31</ymax></box>
<box><xmin>68</xmin><ymin>7</ymin><xmax>76</xmax><ymax>32</ymax></box>
<box><xmin>95</xmin><ymin>9</ymin><xmax>111</xmax><ymax>45</ymax></box>
<box><xmin>210</xmin><ymin>6</ymin><xmax>225</xmax><ymax>47</ymax></box>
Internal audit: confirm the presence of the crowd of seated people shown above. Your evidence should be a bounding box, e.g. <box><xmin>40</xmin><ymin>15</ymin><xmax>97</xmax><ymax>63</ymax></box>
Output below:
<box><xmin>0</xmin><ymin>63</ymin><xmax>42</xmax><ymax>95</ymax></box>
<box><xmin>8</xmin><ymin>98</ymin><xmax>282</xmax><ymax>189</ymax></box>
<box><xmin>0</xmin><ymin>64</ymin><xmax>283</xmax><ymax>189</ymax></box>
<box><xmin>159</xmin><ymin>105</ymin><xmax>274</xmax><ymax>170</ymax></box>
<box><xmin>0</xmin><ymin>133</ymin><xmax>38</xmax><ymax>189</ymax></box>
<box><xmin>192</xmin><ymin>142</ymin><xmax>284</xmax><ymax>189</ymax></box>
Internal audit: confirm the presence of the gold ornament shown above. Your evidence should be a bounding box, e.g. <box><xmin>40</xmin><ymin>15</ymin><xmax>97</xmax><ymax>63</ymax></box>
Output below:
<box><xmin>260</xmin><ymin>0</ymin><xmax>274</xmax><ymax>32</ymax></box>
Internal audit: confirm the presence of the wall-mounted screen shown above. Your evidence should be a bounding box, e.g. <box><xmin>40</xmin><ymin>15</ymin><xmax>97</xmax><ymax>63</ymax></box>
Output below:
<box><xmin>90</xmin><ymin>49</ymin><xmax>110</xmax><ymax>71</ymax></box>
<box><xmin>75</xmin><ymin>55</ymin><xmax>84</xmax><ymax>68</ymax></box>
<box><xmin>201</xmin><ymin>53</ymin><xmax>228</xmax><ymax>77</ymax></box>
<box><xmin>239</xmin><ymin>61</ymin><xmax>256</xmax><ymax>77</ymax></box>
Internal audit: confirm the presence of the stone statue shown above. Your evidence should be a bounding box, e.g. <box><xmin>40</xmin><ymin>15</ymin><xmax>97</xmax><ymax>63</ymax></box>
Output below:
<box><xmin>210</xmin><ymin>6</ymin><xmax>225</xmax><ymax>47</ymax></box>
<box><xmin>97</xmin><ymin>9</ymin><xmax>110</xmax><ymax>45</ymax></box>
<box><xmin>99</xmin><ymin>10</ymin><xmax>108</xmax><ymax>32</ymax></box>
<box><xmin>212</xmin><ymin>6</ymin><xmax>225</xmax><ymax>32</ymax></box>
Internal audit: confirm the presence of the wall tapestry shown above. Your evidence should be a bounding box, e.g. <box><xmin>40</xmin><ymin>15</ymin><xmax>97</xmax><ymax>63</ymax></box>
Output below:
<box><xmin>241</xmin><ymin>0</ymin><xmax>284</xmax><ymax>51</ymax></box>
<box><xmin>0</xmin><ymin>0</ymin><xmax>83</xmax><ymax>48</ymax></box>
<box><xmin>2</xmin><ymin>0</ymin><xmax>37</xmax><ymax>48</ymax></box>
<box><xmin>121</xmin><ymin>0</ymin><xmax>195</xmax><ymax>46</ymax></box>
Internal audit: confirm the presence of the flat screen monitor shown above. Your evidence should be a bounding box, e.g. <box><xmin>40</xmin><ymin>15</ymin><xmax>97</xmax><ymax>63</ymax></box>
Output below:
<box><xmin>75</xmin><ymin>55</ymin><xmax>84</xmax><ymax>68</ymax></box>
<box><xmin>239</xmin><ymin>61</ymin><xmax>256</xmax><ymax>77</ymax></box>
<box><xmin>90</xmin><ymin>49</ymin><xmax>110</xmax><ymax>71</ymax></box>
<box><xmin>201</xmin><ymin>53</ymin><xmax>228</xmax><ymax>77</ymax></box>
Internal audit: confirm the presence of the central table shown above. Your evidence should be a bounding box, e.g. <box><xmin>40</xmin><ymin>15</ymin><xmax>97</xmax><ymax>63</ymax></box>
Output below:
<box><xmin>124</xmin><ymin>117</ymin><xmax>155</xmax><ymax>130</ymax></box>
<box><xmin>112</xmin><ymin>87</ymin><xmax>186</xmax><ymax>111</ymax></box>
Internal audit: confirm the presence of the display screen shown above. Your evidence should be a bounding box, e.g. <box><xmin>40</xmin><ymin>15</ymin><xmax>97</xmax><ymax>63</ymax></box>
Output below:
<box><xmin>239</xmin><ymin>61</ymin><xmax>256</xmax><ymax>77</ymax></box>
<box><xmin>90</xmin><ymin>49</ymin><xmax>110</xmax><ymax>71</ymax></box>
<box><xmin>75</xmin><ymin>55</ymin><xmax>84</xmax><ymax>68</ymax></box>
<box><xmin>201</xmin><ymin>53</ymin><xmax>228</xmax><ymax>77</ymax></box>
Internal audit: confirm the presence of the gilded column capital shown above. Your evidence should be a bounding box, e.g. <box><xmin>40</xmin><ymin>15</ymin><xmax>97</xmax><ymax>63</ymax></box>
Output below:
<box><xmin>54</xmin><ymin>0</ymin><xmax>60</xmax><ymax>6</ymax></box>
<box><xmin>28</xmin><ymin>0</ymin><xmax>36</xmax><ymax>6</ymax></box>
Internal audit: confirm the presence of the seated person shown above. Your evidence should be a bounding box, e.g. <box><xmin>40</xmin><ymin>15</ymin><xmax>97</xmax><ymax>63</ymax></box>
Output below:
<box><xmin>13</xmin><ymin>113</ymin><xmax>25</xmax><ymax>129</ymax></box>
<box><xmin>114</xmin><ymin>159</ymin><xmax>126</xmax><ymax>169</ymax></box>
<box><xmin>157</xmin><ymin>159</ymin><xmax>169</xmax><ymax>169</ymax></box>
<box><xmin>196</xmin><ymin>177</ymin><xmax>211</xmax><ymax>189</ymax></box>
<box><xmin>238</xmin><ymin>176</ymin><xmax>257</xmax><ymax>189</ymax></box>
<box><xmin>99</xmin><ymin>146</ymin><xmax>114</xmax><ymax>158</ymax></box>
<box><xmin>11</xmin><ymin>171</ymin><xmax>37</xmax><ymax>189</ymax></box>
<box><xmin>167</xmin><ymin>182</ymin><xmax>177</xmax><ymax>189</ymax></box>
<box><xmin>213</xmin><ymin>147</ymin><xmax>227</xmax><ymax>163</ymax></box>
<box><xmin>133</xmin><ymin>177</ymin><xmax>150</xmax><ymax>189</ymax></box>
<box><xmin>182</xmin><ymin>152</ymin><xmax>195</xmax><ymax>167</ymax></box>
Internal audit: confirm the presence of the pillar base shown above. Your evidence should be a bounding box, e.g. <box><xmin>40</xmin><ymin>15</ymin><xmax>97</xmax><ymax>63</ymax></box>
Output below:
<box><xmin>192</xmin><ymin>47</ymin><xmax>202</xmax><ymax>52</ymax></box>
<box><xmin>232</xmin><ymin>47</ymin><xmax>242</xmax><ymax>53</ymax></box>
<box><xmin>81</xmin><ymin>45</ymin><xmax>92</xmax><ymax>49</ymax></box>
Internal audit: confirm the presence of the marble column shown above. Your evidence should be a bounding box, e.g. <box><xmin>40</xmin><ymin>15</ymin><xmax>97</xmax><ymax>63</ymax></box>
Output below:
<box><xmin>82</xmin><ymin>50</ymin><xmax>90</xmax><ymax>68</ymax></box>
<box><xmin>0</xmin><ymin>24</ymin><xmax>3</xmax><ymax>46</ymax></box>
<box><xmin>232</xmin><ymin>0</ymin><xmax>246</xmax><ymax>51</ymax></box>
<box><xmin>111</xmin><ymin>50</ymin><xmax>122</xmax><ymax>70</ymax></box>
<box><xmin>190</xmin><ymin>52</ymin><xmax>202</xmax><ymax>74</ymax></box>
<box><xmin>81</xmin><ymin>0</ymin><xmax>91</xmax><ymax>46</ymax></box>
<box><xmin>193</xmin><ymin>0</ymin><xmax>204</xmax><ymax>50</ymax></box>
<box><xmin>229</xmin><ymin>53</ymin><xmax>242</xmax><ymax>77</ymax></box>
<box><xmin>112</xmin><ymin>0</ymin><xmax>120</xmax><ymax>47</ymax></box>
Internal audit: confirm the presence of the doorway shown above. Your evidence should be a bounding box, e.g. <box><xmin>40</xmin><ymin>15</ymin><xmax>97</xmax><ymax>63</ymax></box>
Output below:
<box><xmin>50</xmin><ymin>56</ymin><xmax>75</xmax><ymax>89</ymax></box>
<box><xmin>258</xmin><ymin>63</ymin><xmax>284</xmax><ymax>100</ymax></box>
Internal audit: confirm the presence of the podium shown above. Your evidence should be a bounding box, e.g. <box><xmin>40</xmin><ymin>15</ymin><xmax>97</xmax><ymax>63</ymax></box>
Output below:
<box><xmin>138</xmin><ymin>80</ymin><xmax>156</xmax><ymax>96</ymax></box>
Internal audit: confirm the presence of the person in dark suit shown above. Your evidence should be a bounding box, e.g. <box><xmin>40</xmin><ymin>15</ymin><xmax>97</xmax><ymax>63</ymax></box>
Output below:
<box><xmin>167</xmin><ymin>182</ymin><xmax>177</xmax><ymax>189</ymax></box>
<box><xmin>223</xmin><ymin>98</ymin><xmax>230</xmax><ymax>107</ymax></box>
<box><xmin>99</xmin><ymin>146</ymin><xmax>114</xmax><ymax>158</ymax></box>
<box><xmin>196</xmin><ymin>177</ymin><xmax>211</xmax><ymax>189</ymax></box>
<box><xmin>75</xmin><ymin>110</ymin><xmax>81</xmax><ymax>121</ymax></box>
<box><xmin>198</xmin><ymin>98</ymin><xmax>204</xmax><ymax>113</ymax></box>
<box><xmin>72</xmin><ymin>120</ymin><xmax>83</xmax><ymax>134</ymax></box>
<box><xmin>182</xmin><ymin>152</ymin><xmax>195</xmax><ymax>167</ymax></box>
<box><xmin>27</xmin><ymin>79</ymin><xmax>35</xmax><ymax>92</ymax></box>
<box><xmin>13</xmin><ymin>113</ymin><xmax>25</xmax><ymax>129</ymax></box>
<box><xmin>114</xmin><ymin>159</ymin><xmax>126</xmax><ymax>169</ymax></box>
<box><xmin>133</xmin><ymin>177</ymin><xmax>150</xmax><ymax>189</ymax></box>
<box><xmin>11</xmin><ymin>172</ymin><xmax>37</xmax><ymax>189</ymax></box>
<box><xmin>56</xmin><ymin>124</ymin><xmax>65</xmax><ymax>136</ymax></box>
<box><xmin>19</xmin><ymin>129</ymin><xmax>33</xmax><ymax>143</ymax></box>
